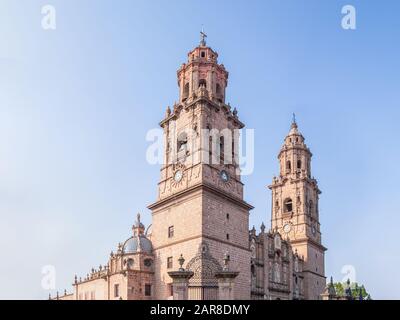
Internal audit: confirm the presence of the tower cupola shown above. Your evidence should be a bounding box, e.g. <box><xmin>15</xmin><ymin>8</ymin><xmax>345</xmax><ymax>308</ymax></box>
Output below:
<box><xmin>177</xmin><ymin>31</ymin><xmax>228</xmax><ymax>104</ymax></box>
<box><xmin>278</xmin><ymin>116</ymin><xmax>312</xmax><ymax>178</ymax></box>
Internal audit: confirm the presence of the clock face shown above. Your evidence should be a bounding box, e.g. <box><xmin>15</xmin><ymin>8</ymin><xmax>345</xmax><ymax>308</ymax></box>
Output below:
<box><xmin>283</xmin><ymin>223</ymin><xmax>292</xmax><ymax>234</ymax></box>
<box><xmin>174</xmin><ymin>170</ymin><xmax>183</xmax><ymax>182</ymax></box>
<box><xmin>220</xmin><ymin>170</ymin><xmax>229</xmax><ymax>182</ymax></box>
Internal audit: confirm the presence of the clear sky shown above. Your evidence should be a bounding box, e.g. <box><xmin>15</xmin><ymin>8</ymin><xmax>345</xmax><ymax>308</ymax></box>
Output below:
<box><xmin>0</xmin><ymin>0</ymin><xmax>399</xmax><ymax>299</ymax></box>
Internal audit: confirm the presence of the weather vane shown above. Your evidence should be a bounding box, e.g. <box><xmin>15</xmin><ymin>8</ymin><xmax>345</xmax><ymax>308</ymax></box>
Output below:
<box><xmin>200</xmin><ymin>26</ymin><xmax>207</xmax><ymax>46</ymax></box>
<box><xmin>292</xmin><ymin>113</ymin><xmax>296</xmax><ymax>124</ymax></box>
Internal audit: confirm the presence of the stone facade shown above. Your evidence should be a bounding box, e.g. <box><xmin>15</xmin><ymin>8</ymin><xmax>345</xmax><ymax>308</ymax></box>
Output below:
<box><xmin>53</xmin><ymin>35</ymin><xmax>327</xmax><ymax>301</ymax></box>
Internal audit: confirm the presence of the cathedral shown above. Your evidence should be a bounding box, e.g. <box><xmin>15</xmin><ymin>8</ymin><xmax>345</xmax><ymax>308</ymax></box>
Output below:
<box><xmin>53</xmin><ymin>34</ymin><xmax>328</xmax><ymax>301</ymax></box>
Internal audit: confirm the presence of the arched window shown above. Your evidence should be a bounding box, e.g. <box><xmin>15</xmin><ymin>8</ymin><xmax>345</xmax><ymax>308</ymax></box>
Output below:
<box><xmin>219</xmin><ymin>136</ymin><xmax>224</xmax><ymax>150</ymax></box>
<box><xmin>286</xmin><ymin>160</ymin><xmax>291</xmax><ymax>171</ymax></box>
<box><xmin>199</xmin><ymin>79</ymin><xmax>207</xmax><ymax>88</ymax></box>
<box><xmin>284</xmin><ymin>198</ymin><xmax>293</xmax><ymax>213</ymax></box>
<box><xmin>209</xmin><ymin>136</ymin><xmax>213</xmax><ymax>165</ymax></box>
<box><xmin>297</xmin><ymin>160</ymin><xmax>302</xmax><ymax>169</ymax></box>
<box><xmin>216</xmin><ymin>83</ymin><xmax>221</xmax><ymax>95</ymax></box>
<box><xmin>251</xmin><ymin>264</ymin><xmax>256</xmax><ymax>288</ymax></box>
<box><xmin>182</xmin><ymin>83</ymin><xmax>189</xmax><ymax>101</ymax></box>
<box><xmin>127</xmin><ymin>258</ymin><xmax>134</xmax><ymax>269</ymax></box>
<box><xmin>219</xmin><ymin>136</ymin><xmax>224</xmax><ymax>163</ymax></box>
<box><xmin>177</xmin><ymin>132</ymin><xmax>188</xmax><ymax>152</ymax></box>
<box><xmin>231</xmin><ymin>139</ymin><xmax>235</xmax><ymax>162</ymax></box>
<box><xmin>309</xmin><ymin>200</ymin><xmax>313</xmax><ymax>216</ymax></box>
<box><xmin>216</xmin><ymin>83</ymin><xmax>223</xmax><ymax>102</ymax></box>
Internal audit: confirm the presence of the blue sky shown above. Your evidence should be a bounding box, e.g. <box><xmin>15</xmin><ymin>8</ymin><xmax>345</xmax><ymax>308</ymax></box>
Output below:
<box><xmin>0</xmin><ymin>0</ymin><xmax>399</xmax><ymax>299</ymax></box>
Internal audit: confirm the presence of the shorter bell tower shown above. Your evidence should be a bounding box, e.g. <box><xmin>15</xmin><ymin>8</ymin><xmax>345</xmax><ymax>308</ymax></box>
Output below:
<box><xmin>269</xmin><ymin>117</ymin><xmax>326</xmax><ymax>300</ymax></box>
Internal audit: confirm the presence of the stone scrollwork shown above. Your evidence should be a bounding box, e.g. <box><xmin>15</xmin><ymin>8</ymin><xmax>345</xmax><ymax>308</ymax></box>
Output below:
<box><xmin>186</xmin><ymin>242</ymin><xmax>222</xmax><ymax>287</ymax></box>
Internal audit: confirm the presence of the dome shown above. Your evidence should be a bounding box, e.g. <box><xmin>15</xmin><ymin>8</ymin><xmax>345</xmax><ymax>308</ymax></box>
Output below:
<box><xmin>122</xmin><ymin>235</ymin><xmax>152</xmax><ymax>254</ymax></box>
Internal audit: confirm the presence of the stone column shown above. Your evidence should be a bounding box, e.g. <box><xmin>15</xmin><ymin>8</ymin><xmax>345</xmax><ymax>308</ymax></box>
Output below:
<box><xmin>215</xmin><ymin>271</ymin><xmax>239</xmax><ymax>300</ymax></box>
<box><xmin>168</xmin><ymin>254</ymin><xmax>194</xmax><ymax>300</ymax></box>
<box><xmin>215</xmin><ymin>252</ymin><xmax>239</xmax><ymax>300</ymax></box>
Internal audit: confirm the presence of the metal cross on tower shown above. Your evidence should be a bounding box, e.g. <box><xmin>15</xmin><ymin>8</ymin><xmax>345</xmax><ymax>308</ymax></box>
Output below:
<box><xmin>200</xmin><ymin>27</ymin><xmax>207</xmax><ymax>46</ymax></box>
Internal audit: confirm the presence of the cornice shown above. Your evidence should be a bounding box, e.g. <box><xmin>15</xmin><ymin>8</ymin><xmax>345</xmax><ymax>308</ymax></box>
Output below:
<box><xmin>159</xmin><ymin>97</ymin><xmax>244</xmax><ymax>129</ymax></box>
<box><xmin>148</xmin><ymin>182</ymin><xmax>253</xmax><ymax>211</ymax></box>
<box><xmin>289</xmin><ymin>238</ymin><xmax>327</xmax><ymax>252</ymax></box>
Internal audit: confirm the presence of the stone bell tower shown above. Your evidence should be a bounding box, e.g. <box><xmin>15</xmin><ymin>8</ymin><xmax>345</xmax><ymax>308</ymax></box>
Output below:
<box><xmin>269</xmin><ymin>117</ymin><xmax>326</xmax><ymax>300</ymax></box>
<box><xmin>148</xmin><ymin>33</ymin><xmax>252</xmax><ymax>300</ymax></box>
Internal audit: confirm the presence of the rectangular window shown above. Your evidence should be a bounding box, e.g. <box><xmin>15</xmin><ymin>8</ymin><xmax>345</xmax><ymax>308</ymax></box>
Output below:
<box><xmin>168</xmin><ymin>283</ymin><xmax>174</xmax><ymax>296</ymax></box>
<box><xmin>114</xmin><ymin>284</ymin><xmax>119</xmax><ymax>298</ymax></box>
<box><xmin>145</xmin><ymin>284</ymin><xmax>152</xmax><ymax>297</ymax></box>
<box><xmin>168</xmin><ymin>226</ymin><xmax>174</xmax><ymax>238</ymax></box>
<box><xmin>167</xmin><ymin>257</ymin><xmax>173</xmax><ymax>269</ymax></box>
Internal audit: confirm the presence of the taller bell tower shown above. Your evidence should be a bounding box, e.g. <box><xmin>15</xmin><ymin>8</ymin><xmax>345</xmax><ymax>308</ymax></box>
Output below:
<box><xmin>269</xmin><ymin>118</ymin><xmax>326</xmax><ymax>300</ymax></box>
<box><xmin>149</xmin><ymin>34</ymin><xmax>252</xmax><ymax>300</ymax></box>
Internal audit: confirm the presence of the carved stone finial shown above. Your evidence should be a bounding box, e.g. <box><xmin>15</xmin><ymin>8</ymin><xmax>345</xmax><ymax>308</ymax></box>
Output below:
<box><xmin>260</xmin><ymin>222</ymin><xmax>266</xmax><ymax>233</ymax></box>
<box><xmin>74</xmin><ymin>275</ymin><xmax>78</xmax><ymax>284</ymax></box>
<box><xmin>223</xmin><ymin>252</ymin><xmax>230</xmax><ymax>271</ymax></box>
<box><xmin>64</xmin><ymin>289</ymin><xmax>67</xmax><ymax>295</ymax></box>
<box><xmin>166</xmin><ymin>106</ymin><xmax>171</xmax><ymax>117</ymax></box>
<box><xmin>178</xmin><ymin>254</ymin><xmax>185</xmax><ymax>271</ymax></box>
<box><xmin>233</xmin><ymin>107</ymin><xmax>238</xmax><ymax>117</ymax></box>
